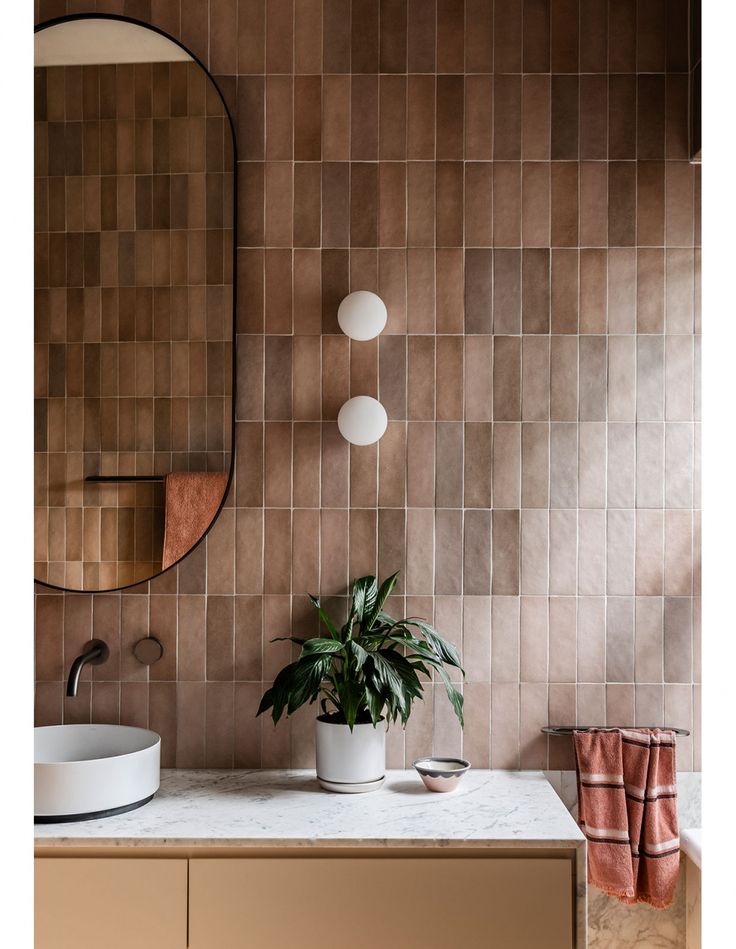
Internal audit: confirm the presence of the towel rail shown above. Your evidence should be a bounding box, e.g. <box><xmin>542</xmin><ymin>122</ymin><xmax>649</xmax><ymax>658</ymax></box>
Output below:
<box><xmin>85</xmin><ymin>475</ymin><xmax>164</xmax><ymax>482</ymax></box>
<box><xmin>541</xmin><ymin>725</ymin><xmax>690</xmax><ymax>737</ymax></box>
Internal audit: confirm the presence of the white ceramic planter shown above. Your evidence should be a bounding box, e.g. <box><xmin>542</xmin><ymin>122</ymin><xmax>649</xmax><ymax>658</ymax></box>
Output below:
<box><xmin>315</xmin><ymin>715</ymin><xmax>386</xmax><ymax>792</ymax></box>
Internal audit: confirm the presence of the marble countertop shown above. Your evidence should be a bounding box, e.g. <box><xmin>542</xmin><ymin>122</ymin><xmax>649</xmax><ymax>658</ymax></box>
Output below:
<box><xmin>35</xmin><ymin>769</ymin><xmax>584</xmax><ymax>849</ymax></box>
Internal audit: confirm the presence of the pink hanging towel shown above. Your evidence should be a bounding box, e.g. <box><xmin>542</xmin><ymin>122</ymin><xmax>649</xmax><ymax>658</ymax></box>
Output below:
<box><xmin>573</xmin><ymin>728</ymin><xmax>679</xmax><ymax>908</ymax></box>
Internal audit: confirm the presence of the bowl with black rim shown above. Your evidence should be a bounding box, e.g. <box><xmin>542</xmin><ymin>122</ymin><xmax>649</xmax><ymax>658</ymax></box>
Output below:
<box><xmin>413</xmin><ymin>756</ymin><xmax>471</xmax><ymax>793</ymax></box>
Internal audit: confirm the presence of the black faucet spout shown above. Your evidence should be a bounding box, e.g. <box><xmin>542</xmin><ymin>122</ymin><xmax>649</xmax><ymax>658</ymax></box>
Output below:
<box><xmin>66</xmin><ymin>639</ymin><xmax>110</xmax><ymax>697</ymax></box>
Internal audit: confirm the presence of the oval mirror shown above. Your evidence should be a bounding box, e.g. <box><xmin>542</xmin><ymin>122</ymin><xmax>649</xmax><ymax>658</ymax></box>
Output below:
<box><xmin>34</xmin><ymin>15</ymin><xmax>235</xmax><ymax>592</ymax></box>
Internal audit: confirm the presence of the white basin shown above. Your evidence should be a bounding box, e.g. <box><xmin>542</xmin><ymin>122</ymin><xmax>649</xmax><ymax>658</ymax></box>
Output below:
<box><xmin>35</xmin><ymin>724</ymin><xmax>160</xmax><ymax>823</ymax></box>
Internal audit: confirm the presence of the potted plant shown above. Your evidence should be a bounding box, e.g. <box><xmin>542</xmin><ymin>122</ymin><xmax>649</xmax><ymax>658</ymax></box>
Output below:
<box><xmin>257</xmin><ymin>572</ymin><xmax>464</xmax><ymax>792</ymax></box>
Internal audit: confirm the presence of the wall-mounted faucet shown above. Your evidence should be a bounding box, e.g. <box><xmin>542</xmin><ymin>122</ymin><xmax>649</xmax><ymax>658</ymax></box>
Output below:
<box><xmin>66</xmin><ymin>639</ymin><xmax>109</xmax><ymax>697</ymax></box>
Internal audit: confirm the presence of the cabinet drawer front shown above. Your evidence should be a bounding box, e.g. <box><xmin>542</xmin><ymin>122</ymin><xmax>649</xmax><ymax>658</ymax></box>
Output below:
<box><xmin>189</xmin><ymin>856</ymin><xmax>573</xmax><ymax>949</ymax></box>
<box><xmin>35</xmin><ymin>858</ymin><xmax>187</xmax><ymax>949</ymax></box>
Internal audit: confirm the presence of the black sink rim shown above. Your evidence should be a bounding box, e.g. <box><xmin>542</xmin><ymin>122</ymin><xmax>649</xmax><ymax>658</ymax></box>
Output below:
<box><xmin>34</xmin><ymin>793</ymin><xmax>155</xmax><ymax>824</ymax></box>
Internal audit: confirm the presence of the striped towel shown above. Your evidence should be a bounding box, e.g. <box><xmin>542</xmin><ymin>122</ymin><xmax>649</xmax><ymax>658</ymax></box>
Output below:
<box><xmin>573</xmin><ymin>728</ymin><xmax>679</xmax><ymax>908</ymax></box>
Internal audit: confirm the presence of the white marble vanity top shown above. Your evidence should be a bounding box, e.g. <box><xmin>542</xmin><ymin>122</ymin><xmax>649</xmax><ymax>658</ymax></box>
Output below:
<box><xmin>34</xmin><ymin>769</ymin><xmax>584</xmax><ymax>849</ymax></box>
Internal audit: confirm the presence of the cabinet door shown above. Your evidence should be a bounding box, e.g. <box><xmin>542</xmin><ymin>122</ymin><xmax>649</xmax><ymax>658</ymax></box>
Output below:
<box><xmin>189</xmin><ymin>856</ymin><xmax>573</xmax><ymax>949</ymax></box>
<box><xmin>35</xmin><ymin>858</ymin><xmax>187</xmax><ymax>949</ymax></box>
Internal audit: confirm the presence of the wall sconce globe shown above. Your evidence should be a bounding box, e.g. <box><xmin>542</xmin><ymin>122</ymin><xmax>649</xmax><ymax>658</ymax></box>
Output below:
<box><xmin>337</xmin><ymin>396</ymin><xmax>388</xmax><ymax>446</ymax></box>
<box><xmin>337</xmin><ymin>291</ymin><xmax>387</xmax><ymax>341</ymax></box>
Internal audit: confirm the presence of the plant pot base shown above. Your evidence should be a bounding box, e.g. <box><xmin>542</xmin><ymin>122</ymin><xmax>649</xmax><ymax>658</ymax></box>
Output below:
<box><xmin>317</xmin><ymin>775</ymin><xmax>385</xmax><ymax>794</ymax></box>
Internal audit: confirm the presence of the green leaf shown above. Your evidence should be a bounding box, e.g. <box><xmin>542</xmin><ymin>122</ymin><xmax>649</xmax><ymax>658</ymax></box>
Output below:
<box><xmin>363</xmin><ymin>679</ymin><xmax>385</xmax><ymax>725</ymax></box>
<box><xmin>381</xmin><ymin>649</ymin><xmax>424</xmax><ymax>700</ymax></box>
<box><xmin>408</xmin><ymin>658</ymin><xmax>432</xmax><ymax>679</ymax></box>
<box><xmin>407</xmin><ymin>619</ymin><xmax>463</xmax><ymax>670</ymax></box>
<box><xmin>367</xmin><ymin>650</ymin><xmax>404</xmax><ymax>696</ymax></box>
<box><xmin>321</xmin><ymin>690</ymin><xmax>340</xmax><ymax>716</ymax></box>
<box><xmin>350</xmin><ymin>576</ymin><xmax>377</xmax><ymax>623</ymax></box>
<box><xmin>256</xmin><ymin>661</ymin><xmax>300</xmax><ymax>724</ymax></box>
<box><xmin>307</xmin><ymin>594</ymin><xmax>340</xmax><ymax>640</ymax></box>
<box><xmin>362</xmin><ymin>572</ymin><xmax>399</xmax><ymax>632</ymax></box>
<box><xmin>256</xmin><ymin>686</ymin><xmax>275</xmax><ymax>717</ymax></box>
<box><xmin>270</xmin><ymin>636</ymin><xmax>307</xmax><ymax>645</ymax></box>
<box><xmin>335</xmin><ymin>679</ymin><xmax>366</xmax><ymax>730</ymax></box>
<box><xmin>434</xmin><ymin>664</ymin><xmax>464</xmax><ymax>727</ymax></box>
<box><xmin>286</xmin><ymin>655</ymin><xmax>332</xmax><ymax>715</ymax></box>
<box><xmin>300</xmin><ymin>639</ymin><xmax>345</xmax><ymax>656</ymax></box>
<box><xmin>348</xmin><ymin>640</ymin><xmax>370</xmax><ymax>671</ymax></box>
<box><xmin>341</xmin><ymin>607</ymin><xmax>357</xmax><ymax>643</ymax></box>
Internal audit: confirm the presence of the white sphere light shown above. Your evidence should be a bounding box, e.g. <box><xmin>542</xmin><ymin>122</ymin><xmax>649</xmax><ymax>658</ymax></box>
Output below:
<box><xmin>337</xmin><ymin>290</ymin><xmax>387</xmax><ymax>341</ymax></box>
<box><xmin>337</xmin><ymin>396</ymin><xmax>388</xmax><ymax>446</ymax></box>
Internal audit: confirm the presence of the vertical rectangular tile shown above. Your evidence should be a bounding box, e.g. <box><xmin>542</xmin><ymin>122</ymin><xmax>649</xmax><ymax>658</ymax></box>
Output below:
<box><xmin>549</xmin><ymin>510</ymin><xmax>577</xmax><ymax>595</ymax></box>
<box><xmin>520</xmin><ymin>509</ymin><xmax>548</xmax><ymax>596</ymax></box>
<box><xmin>664</xmin><ymin>595</ymin><xmax>692</xmax><ymax>682</ymax></box>
<box><xmin>607</xmin><ymin>596</ymin><xmax>634</xmax><ymax>682</ymax></box>
<box><xmin>492</xmin><ymin>423</ymin><xmax>521</xmax><ymax>510</ymax></box>
<box><xmin>494</xmin><ymin>0</ymin><xmax>522</xmax><ymax>72</ymax></box>
<box><xmin>579</xmin><ymin>336</ymin><xmax>606</xmax><ymax>421</ymax></box>
<box><xmin>435</xmin><ymin>422</ymin><xmax>463</xmax><ymax>507</ymax></box>
<box><xmin>493</xmin><ymin>250</ymin><xmax>521</xmax><ymax>334</ymax></box>
<box><xmin>464</xmin><ymin>336</ymin><xmax>493</xmax><ymax>421</ymax></box>
<box><xmin>636</xmin><ymin>510</ymin><xmax>664</xmax><ymax>596</ymax></box>
<box><xmin>436</xmin><ymin>76</ymin><xmax>464</xmax><ymax>160</ymax></box>
<box><xmin>492</xmin><ymin>510</ymin><xmax>520</xmax><ymax>595</ymax></box>
<box><xmin>465</xmin><ymin>0</ymin><xmax>494</xmax><ymax>72</ymax></box>
<box><xmin>406</xmin><ymin>509</ymin><xmax>434</xmax><ymax>596</ymax></box>
<box><xmin>435</xmin><ymin>509</ymin><xmax>462</xmax><ymax>594</ymax></box>
<box><xmin>492</xmin><ymin>336</ymin><xmax>521</xmax><ymax>421</ymax></box>
<box><xmin>607</xmin><ymin>422</ymin><xmax>637</xmax><ymax>508</ymax></box>
<box><xmin>635</xmin><ymin>596</ymin><xmax>663</xmax><ymax>682</ymax></box>
<box><xmin>608</xmin><ymin>249</ymin><xmax>637</xmax><ymax>334</ymax></box>
<box><xmin>521</xmin><ymin>422</ymin><xmax>549</xmax><ymax>508</ymax></box>
<box><xmin>464</xmin><ymin>422</ymin><xmax>492</xmax><ymax>508</ymax></box>
<box><xmin>607</xmin><ymin>510</ymin><xmax>636</xmax><ymax>596</ymax></box>
<box><xmin>578</xmin><ymin>597</ymin><xmax>605</xmax><ymax>681</ymax></box>
<box><xmin>464</xmin><ymin>249</ymin><xmax>492</xmax><ymax>333</ymax></box>
<box><xmin>549</xmin><ymin>597</ymin><xmax>576</xmax><ymax>682</ymax></box>
<box><xmin>491</xmin><ymin>683</ymin><xmax>520</xmax><ymax>768</ymax></box>
<box><xmin>520</xmin><ymin>595</ymin><xmax>548</xmax><ymax>682</ymax></box>
<box><xmin>463</xmin><ymin>510</ymin><xmax>491</xmax><ymax>595</ymax></box>
<box><xmin>522</xmin><ymin>162</ymin><xmax>550</xmax><ymax>247</ymax></box>
<box><xmin>492</xmin><ymin>162</ymin><xmax>521</xmax><ymax>247</ymax></box>
<box><xmin>465</xmin><ymin>75</ymin><xmax>493</xmax><ymax>160</ymax></box>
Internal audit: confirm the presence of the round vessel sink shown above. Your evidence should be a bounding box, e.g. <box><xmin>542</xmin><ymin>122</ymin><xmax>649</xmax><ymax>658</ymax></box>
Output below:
<box><xmin>35</xmin><ymin>724</ymin><xmax>160</xmax><ymax>824</ymax></box>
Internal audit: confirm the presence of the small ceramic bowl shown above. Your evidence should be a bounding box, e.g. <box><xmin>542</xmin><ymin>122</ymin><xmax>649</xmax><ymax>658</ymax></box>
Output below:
<box><xmin>413</xmin><ymin>757</ymin><xmax>471</xmax><ymax>793</ymax></box>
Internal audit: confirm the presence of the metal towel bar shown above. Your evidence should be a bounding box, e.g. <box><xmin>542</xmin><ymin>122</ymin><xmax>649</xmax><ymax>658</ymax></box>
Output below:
<box><xmin>542</xmin><ymin>725</ymin><xmax>690</xmax><ymax>737</ymax></box>
<box><xmin>85</xmin><ymin>475</ymin><xmax>164</xmax><ymax>482</ymax></box>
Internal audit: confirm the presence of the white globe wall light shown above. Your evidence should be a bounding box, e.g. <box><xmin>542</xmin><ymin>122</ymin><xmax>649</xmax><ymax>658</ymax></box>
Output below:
<box><xmin>337</xmin><ymin>396</ymin><xmax>388</xmax><ymax>446</ymax></box>
<box><xmin>337</xmin><ymin>291</ymin><xmax>388</xmax><ymax>341</ymax></box>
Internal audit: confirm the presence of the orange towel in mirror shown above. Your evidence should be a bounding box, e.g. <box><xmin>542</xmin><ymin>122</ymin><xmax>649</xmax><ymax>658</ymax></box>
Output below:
<box><xmin>162</xmin><ymin>472</ymin><xmax>229</xmax><ymax>570</ymax></box>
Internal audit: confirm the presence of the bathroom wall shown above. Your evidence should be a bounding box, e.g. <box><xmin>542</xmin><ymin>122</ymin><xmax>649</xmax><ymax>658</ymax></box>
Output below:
<box><xmin>34</xmin><ymin>0</ymin><xmax>700</xmax><ymax>771</ymax></box>
<box><xmin>34</xmin><ymin>60</ymin><xmax>233</xmax><ymax>589</ymax></box>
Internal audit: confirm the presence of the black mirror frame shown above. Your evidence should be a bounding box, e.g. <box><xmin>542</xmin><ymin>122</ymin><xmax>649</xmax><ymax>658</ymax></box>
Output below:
<box><xmin>34</xmin><ymin>12</ymin><xmax>238</xmax><ymax>594</ymax></box>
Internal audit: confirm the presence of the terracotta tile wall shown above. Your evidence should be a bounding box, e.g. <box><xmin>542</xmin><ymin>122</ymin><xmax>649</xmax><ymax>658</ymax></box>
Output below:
<box><xmin>34</xmin><ymin>60</ymin><xmax>233</xmax><ymax>589</ymax></box>
<box><xmin>34</xmin><ymin>0</ymin><xmax>701</xmax><ymax>772</ymax></box>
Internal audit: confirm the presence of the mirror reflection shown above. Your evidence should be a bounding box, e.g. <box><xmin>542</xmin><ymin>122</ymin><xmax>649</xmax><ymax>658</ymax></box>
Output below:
<box><xmin>34</xmin><ymin>18</ymin><xmax>234</xmax><ymax>592</ymax></box>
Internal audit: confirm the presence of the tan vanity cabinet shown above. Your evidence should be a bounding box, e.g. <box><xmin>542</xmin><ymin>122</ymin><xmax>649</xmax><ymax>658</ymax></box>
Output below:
<box><xmin>188</xmin><ymin>854</ymin><xmax>574</xmax><ymax>949</ymax></box>
<box><xmin>35</xmin><ymin>850</ymin><xmax>576</xmax><ymax>949</ymax></box>
<box><xmin>34</xmin><ymin>857</ymin><xmax>188</xmax><ymax>949</ymax></box>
